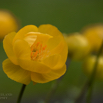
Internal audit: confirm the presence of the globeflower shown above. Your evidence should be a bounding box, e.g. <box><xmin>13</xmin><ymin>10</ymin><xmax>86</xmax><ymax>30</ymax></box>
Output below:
<box><xmin>0</xmin><ymin>10</ymin><xmax>18</xmax><ymax>40</ymax></box>
<box><xmin>64</xmin><ymin>33</ymin><xmax>91</xmax><ymax>60</ymax></box>
<box><xmin>2</xmin><ymin>24</ymin><xmax>68</xmax><ymax>85</ymax></box>
<box><xmin>81</xmin><ymin>24</ymin><xmax>103</xmax><ymax>52</ymax></box>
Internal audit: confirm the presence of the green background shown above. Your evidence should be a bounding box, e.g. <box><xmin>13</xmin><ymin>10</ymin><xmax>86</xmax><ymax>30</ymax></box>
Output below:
<box><xmin>0</xmin><ymin>0</ymin><xmax>103</xmax><ymax>103</ymax></box>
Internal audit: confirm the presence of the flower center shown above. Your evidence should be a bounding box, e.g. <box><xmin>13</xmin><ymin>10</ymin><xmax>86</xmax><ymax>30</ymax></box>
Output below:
<box><xmin>24</xmin><ymin>32</ymin><xmax>52</xmax><ymax>61</ymax></box>
<box><xmin>31</xmin><ymin>42</ymin><xmax>49</xmax><ymax>61</ymax></box>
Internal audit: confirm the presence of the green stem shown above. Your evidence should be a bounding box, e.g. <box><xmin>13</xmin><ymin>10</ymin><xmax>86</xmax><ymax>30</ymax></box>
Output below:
<box><xmin>44</xmin><ymin>79</ymin><xmax>60</xmax><ymax>103</ymax></box>
<box><xmin>74</xmin><ymin>80</ymin><xmax>88</xmax><ymax>103</ymax></box>
<box><xmin>17</xmin><ymin>84</ymin><xmax>26</xmax><ymax>103</ymax></box>
<box><xmin>74</xmin><ymin>41</ymin><xmax>103</xmax><ymax>103</ymax></box>
<box><xmin>44</xmin><ymin>58</ymin><xmax>71</xmax><ymax>103</ymax></box>
<box><xmin>86</xmin><ymin>41</ymin><xmax>103</xmax><ymax>103</ymax></box>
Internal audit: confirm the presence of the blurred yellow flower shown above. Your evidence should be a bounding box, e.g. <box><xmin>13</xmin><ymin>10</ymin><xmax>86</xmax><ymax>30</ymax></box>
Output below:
<box><xmin>83</xmin><ymin>55</ymin><xmax>103</xmax><ymax>80</ymax></box>
<box><xmin>81</xmin><ymin>24</ymin><xmax>103</xmax><ymax>52</ymax></box>
<box><xmin>2</xmin><ymin>24</ymin><xmax>68</xmax><ymax>85</ymax></box>
<box><xmin>64</xmin><ymin>33</ymin><xmax>91</xmax><ymax>60</ymax></box>
<box><xmin>0</xmin><ymin>10</ymin><xmax>18</xmax><ymax>39</ymax></box>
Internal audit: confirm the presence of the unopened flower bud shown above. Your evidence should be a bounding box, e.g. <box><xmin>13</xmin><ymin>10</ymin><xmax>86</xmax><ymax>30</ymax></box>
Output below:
<box><xmin>81</xmin><ymin>24</ymin><xmax>103</xmax><ymax>52</ymax></box>
<box><xmin>64</xmin><ymin>33</ymin><xmax>91</xmax><ymax>60</ymax></box>
<box><xmin>0</xmin><ymin>10</ymin><xmax>19</xmax><ymax>40</ymax></box>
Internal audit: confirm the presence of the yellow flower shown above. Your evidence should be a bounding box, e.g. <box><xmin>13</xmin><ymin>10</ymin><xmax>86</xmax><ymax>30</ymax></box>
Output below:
<box><xmin>83</xmin><ymin>55</ymin><xmax>103</xmax><ymax>80</ymax></box>
<box><xmin>0</xmin><ymin>10</ymin><xmax>18</xmax><ymax>39</ymax></box>
<box><xmin>2</xmin><ymin>24</ymin><xmax>68</xmax><ymax>85</ymax></box>
<box><xmin>81</xmin><ymin>24</ymin><xmax>103</xmax><ymax>52</ymax></box>
<box><xmin>64</xmin><ymin>33</ymin><xmax>91</xmax><ymax>60</ymax></box>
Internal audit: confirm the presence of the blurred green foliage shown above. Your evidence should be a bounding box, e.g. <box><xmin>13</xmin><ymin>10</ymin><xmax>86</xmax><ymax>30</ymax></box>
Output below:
<box><xmin>0</xmin><ymin>0</ymin><xmax>103</xmax><ymax>103</ymax></box>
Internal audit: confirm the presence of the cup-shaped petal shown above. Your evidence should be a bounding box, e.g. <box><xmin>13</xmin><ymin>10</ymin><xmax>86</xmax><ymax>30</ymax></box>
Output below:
<box><xmin>31</xmin><ymin>64</ymin><xmax>66</xmax><ymax>83</ymax></box>
<box><xmin>3</xmin><ymin>32</ymin><xmax>18</xmax><ymax>65</ymax></box>
<box><xmin>3</xmin><ymin>59</ymin><xmax>31</xmax><ymax>85</ymax></box>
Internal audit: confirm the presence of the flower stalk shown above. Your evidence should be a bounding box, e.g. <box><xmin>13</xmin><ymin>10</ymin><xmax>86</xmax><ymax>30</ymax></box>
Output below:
<box><xmin>74</xmin><ymin>41</ymin><xmax>103</xmax><ymax>103</ymax></box>
<box><xmin>86</xmin><ymin>41</ymin><xmax>103</xmax><ymax>103</ymax></box>
<box><xmin>44</xmin><ymin>79</ymin><xmax>60</xmax><ymax>103</ymax></box>
<box><xmin>17</xmin><ymin>84</ymin><xmax>26</xmax><ymax>103</ymax></box>
<box><xmin>44</xmin><ymin>58</ymin><xmax>71</xmax><ymax>103</ymax></box>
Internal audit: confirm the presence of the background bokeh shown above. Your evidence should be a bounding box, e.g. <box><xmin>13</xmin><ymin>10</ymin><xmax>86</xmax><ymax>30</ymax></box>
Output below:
<box><xmin>0</xmin><ymin>0</ymin><xmax>103</xmax><ymax>103</ymax></box>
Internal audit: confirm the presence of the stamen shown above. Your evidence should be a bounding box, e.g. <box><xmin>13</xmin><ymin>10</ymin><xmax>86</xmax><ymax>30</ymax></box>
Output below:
<box><xmin>31</xmin><ymin>51</ymin><xmax>38</xmax><ymax>60</ymax></box>
<box><xmin>39</xmin><ymin>44</ymin><xmax>42</xmax><ymax>53</ymax></box>
<box><xmin>43</xmin><ymin>45</ymin><xmax>47</xmax><ymax>50</ymax></box>
<box><xmin>36</xmin><ymin>42</ymin><xmax>40</xmax><ymax>47</ymax></box>
<box><xmin>39</xmin><ymin>49</ymin><xmax>41</xmax><ymax>54</ymax></box>
<box><xmin>33</xmin><ymin>51</ymin><xmax>38</xmax><ymax>57</ymax></box>
<box><xmin>31</xmin><ymin>42</ymin><xmax>35</xmax><ymax>51</ymax></box>
<box><xmin>31</xmin><ymin>42</ymin><xmax>48</xmax><ymax>61</ymax></box>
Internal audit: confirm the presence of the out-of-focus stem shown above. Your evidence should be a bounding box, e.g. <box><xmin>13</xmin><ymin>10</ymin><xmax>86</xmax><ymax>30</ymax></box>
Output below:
<box><xmin>86</xmin><ymin>41</ymin><xmax>103</xmax><ymax>103</ymax></box>
<box><xmin>44</xmin><ymin>58</ymin><xmax>71</xmax><ymax>103</ymax></box>
<box><xmin>75</xmin><ymin>41</ymin><xmax>103</xmax><ymax>103</ymax></box>
<box><xmin>44</xmin><ymin>79</ymin><xmax>61</xmax><ymax>103</ymax></box>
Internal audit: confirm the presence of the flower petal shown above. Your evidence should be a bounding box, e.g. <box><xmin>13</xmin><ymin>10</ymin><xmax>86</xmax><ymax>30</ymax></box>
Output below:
<box><xmin>44</xmin><ymin>40</ymin><xmax>68</xmax><ymax>70</ymax></box>
<box><xmin>18</xmin><ymin>59</ymin><xmax>51</xmax><ymax>73</ymax></box>
<box><xmin>39</xmin><ymin>24</ymin><xmax>63</xmax><ymax>50</ymax></box>
<box><xmin>38</xmin><ymin>24</ymin><xmax>63</xmax><ymax>38</ymax></box>
<box><xmin>43</xmin><ymin>54</ymin><xmax>61</xmax><ymax>68</ymax></box>
<box><xmin>13</xmin><ymin>25</ymin><xmax>38</xmax><ymax>42</ymax></box>
<box><xmin>31</xmin><ymin>64</ymin><xmax>66</xmax><ymax>83</ymax></box>
<box><xmin>13</xmin><ymin>39</ymin><xmax>31</xmax><ymax>60</ymax></box>
<box><xmin>3</xmin><ymin>59</ymin><xmax>31</xmax><ymax>85</ymax></box>
<box><xmin>47</xmin><ymin>37</ymin><xmax>61</xmax><ymax>50</ymax></box>
<box><xmin>24</xmin><ymin>32</ymin><xmax>52</xmax><ymax>47</ymax></box>
<box><xmin>52</xmin><ymin>40</ymin><xmax>68</xmax><ymax>69</ymax></box>
<box><xmin>3</xmin><ymin>32</ymin><xmax>18</xmax><ymax>65</ymax></box>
